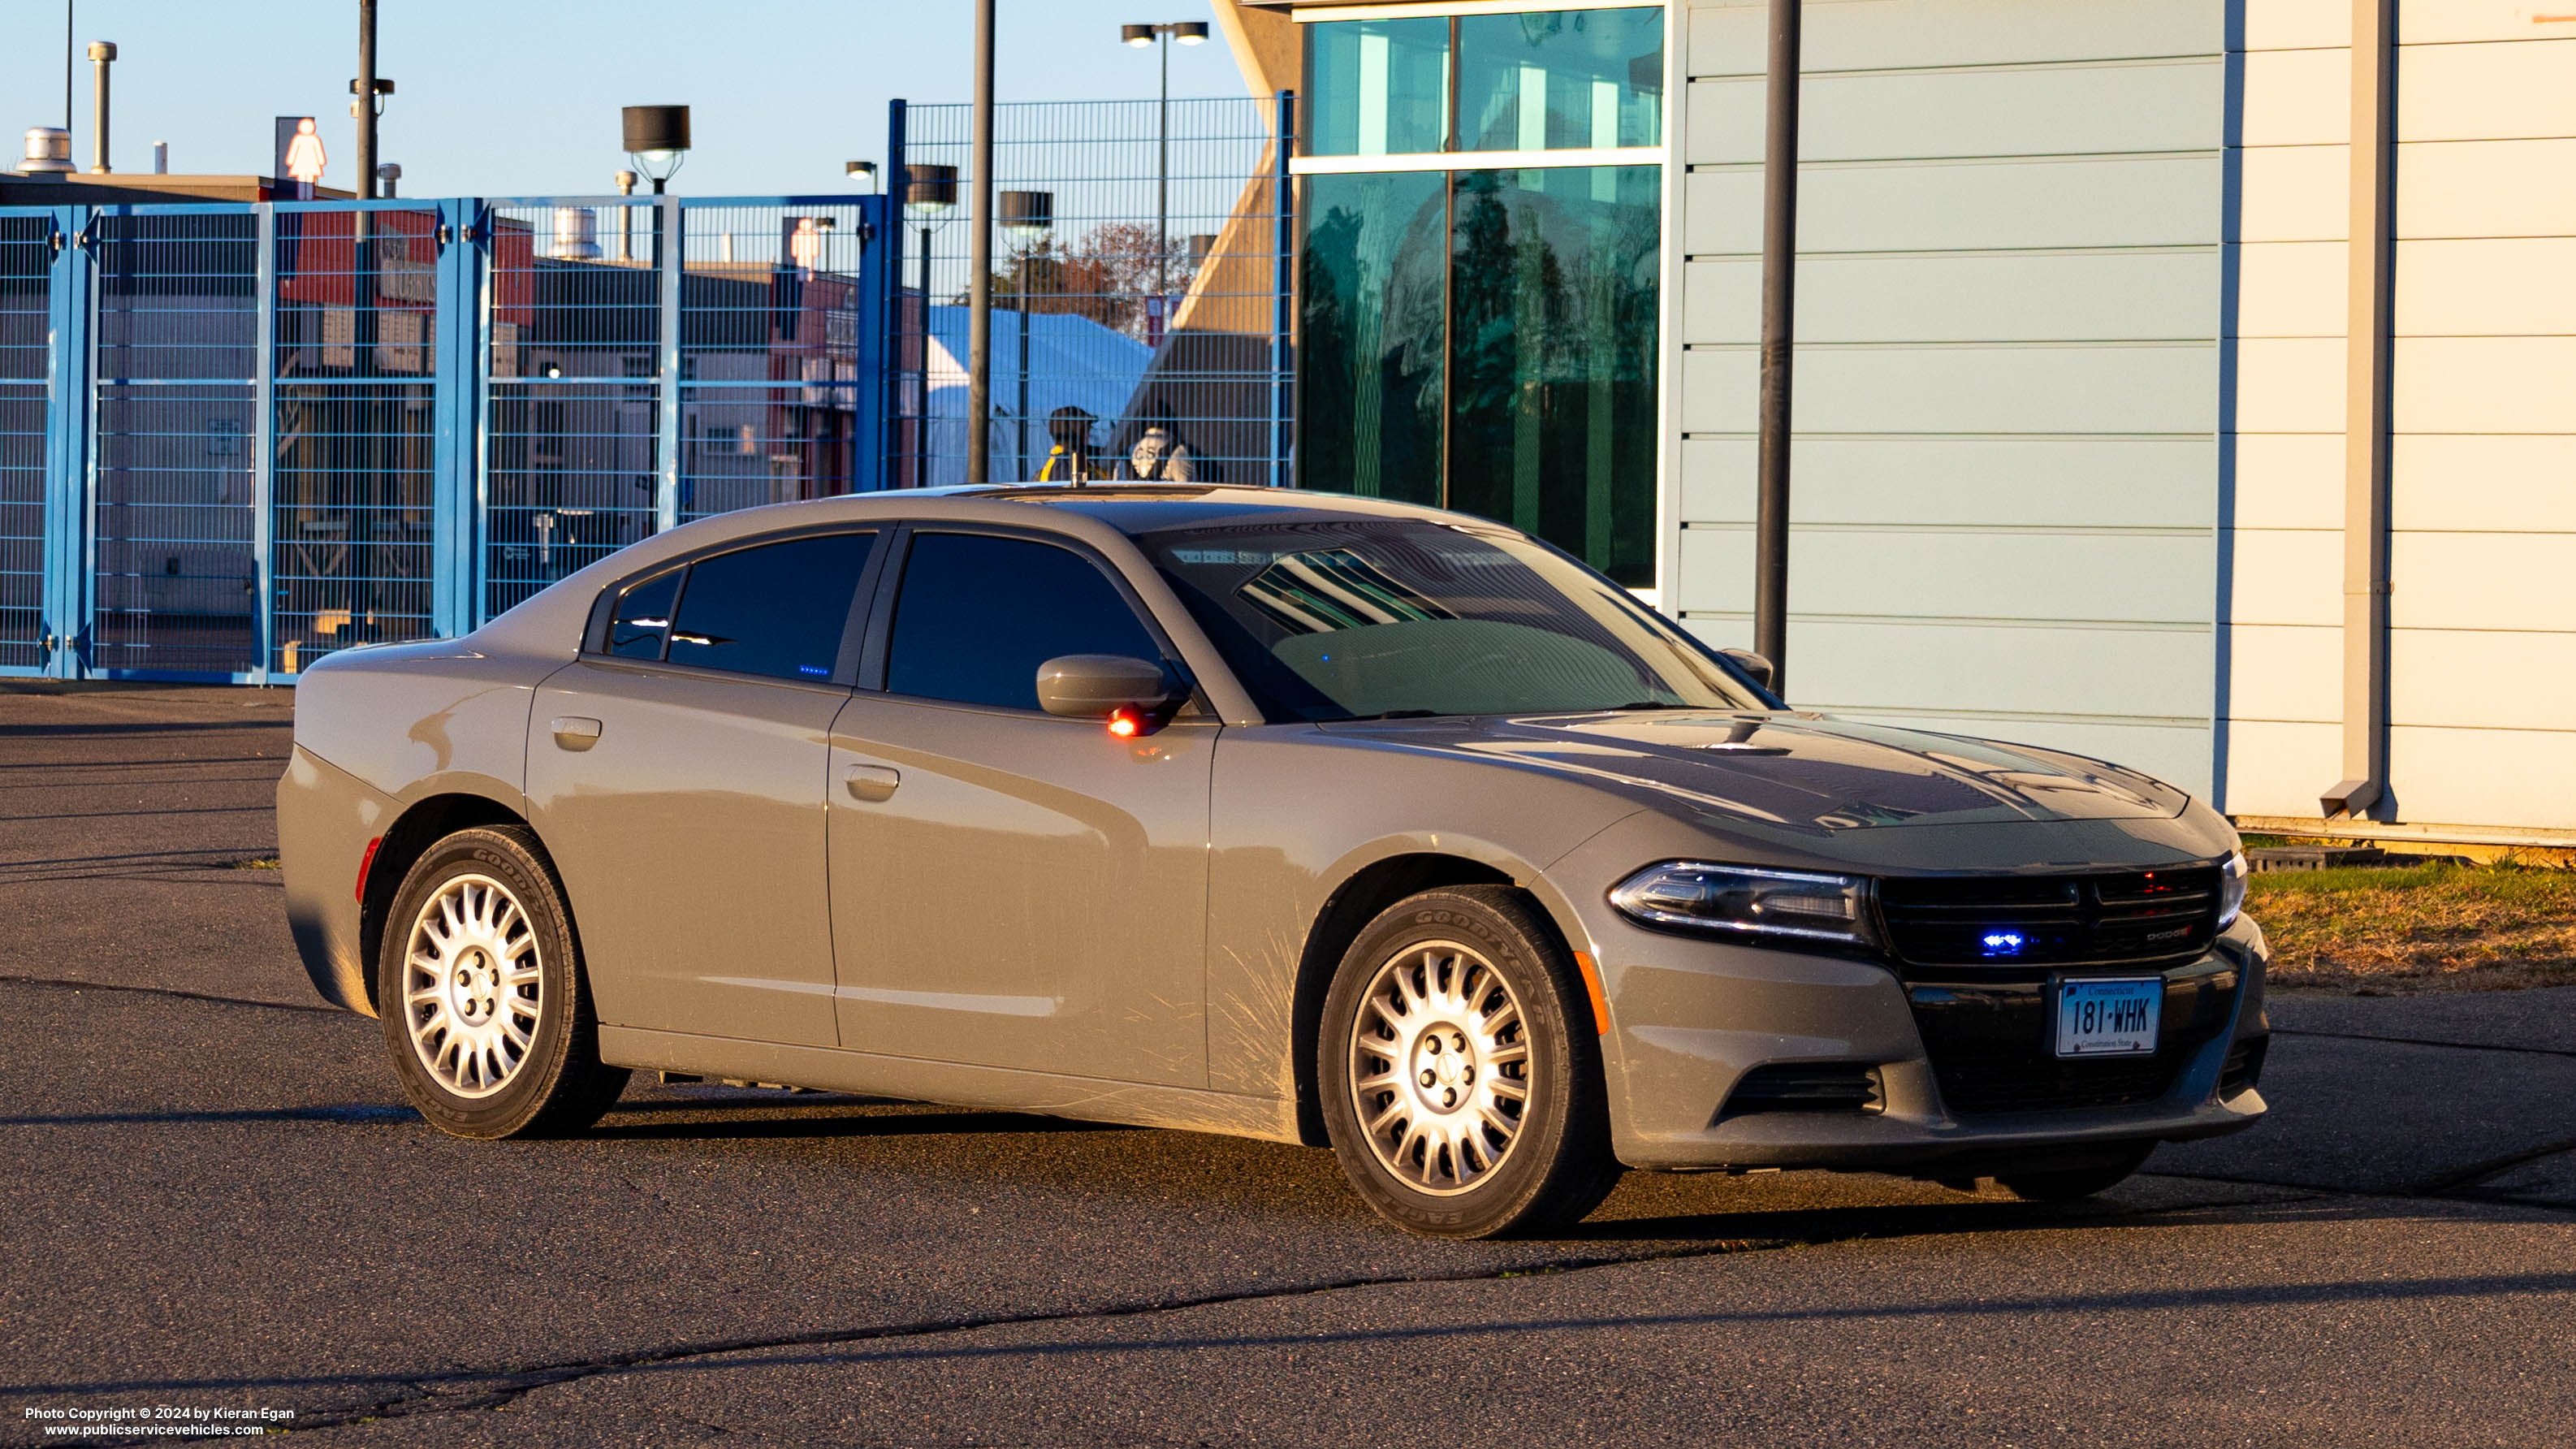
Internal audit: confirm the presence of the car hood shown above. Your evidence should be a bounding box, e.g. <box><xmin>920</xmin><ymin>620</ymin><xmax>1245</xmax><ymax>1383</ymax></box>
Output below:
<box><xmin>1319</xmin><ymin>711</ymin><xmax>2191</xmax><ymax>837</ymax></box>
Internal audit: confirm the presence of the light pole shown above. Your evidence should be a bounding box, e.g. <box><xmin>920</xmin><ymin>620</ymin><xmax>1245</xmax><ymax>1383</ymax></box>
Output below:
<box><xmin>1121</xmin><ymin>20</ymin><xmax>1208</xmax><ymax>331</ymax></box>
<box><xmin>1753</xmin><ymin>0</ymin><xmax>1801</xmax><ymax>690</ymax></box>
<box><xmin>352</xmin><ymin>0</ymin><xmax>379</xmax><ymax>197</ymax></box>
<box><xmin>1001</xmin><ymin>190</ymin><xmax>1053</xmax><ymax>480</ymax></box>
<box><xmin>968</xmin><ymin>0</ymin><xmax>996</xmax><ymax>485</ymax></box>
<box><xmin>904</xmin><ymin>165</ymin><xmax>958</xmax><ymax>489</ymax></box>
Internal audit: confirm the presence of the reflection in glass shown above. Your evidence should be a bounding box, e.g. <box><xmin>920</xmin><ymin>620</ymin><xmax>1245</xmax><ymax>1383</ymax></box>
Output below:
<box><xmin>1298</xmin><ymin>171</ymin><xmax>1448</xmax><ymax>506</ymax></box>
<box><xmin>1307</xmin><ymin>18</ymin><xmax>1451</xmax><ymax>157</ymax></box>
<box><xmin>1144</xmin><ymin>520</ymin><xmax>1758</xmax><ymax>722</ymax></box>
<box><xmin>609</xmin><ymin>569</ymin><xmax>681</xmax><ymax>659</ymax></box>
<box><xmin>1447</xmin><ymin>167</ymin><xmax>1660</xmax><ymax>586</ymax></box>
<box><xmin>1458</xmin><ymin>8</ymin><xmax>1663</xmax><ymax>152</ymax></box>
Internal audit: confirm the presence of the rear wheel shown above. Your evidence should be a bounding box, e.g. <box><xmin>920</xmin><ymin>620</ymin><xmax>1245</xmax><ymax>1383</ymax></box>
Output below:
<box><xmin>1997</xmin><ymin>1142</ymin><xmax>2156</xmax><ymax>1202</ymax></box>
<box><xmin>377</xmin><ymin>825</ymin><xmax>627</xmax><ymax>1140</ymax></box>
<box><xmin>1319</xmin><ymin>886</ymin><xmax>1620</xmax><ymax>1239</ymax></box>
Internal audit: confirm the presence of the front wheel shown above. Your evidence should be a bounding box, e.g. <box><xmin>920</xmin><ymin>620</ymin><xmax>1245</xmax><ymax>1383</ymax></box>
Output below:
<box><xmin>377</xmin><ymin>825</ymin><xmax>628</xmax><ymax>1140</ymax></box>
<box><xmin>1319</xmin><ymin>886</ymin><xmax>1620</xmax><ymax>1239</ymax></box>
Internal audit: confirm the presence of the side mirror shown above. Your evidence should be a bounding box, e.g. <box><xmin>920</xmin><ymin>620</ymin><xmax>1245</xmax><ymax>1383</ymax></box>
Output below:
<box><xmin>1721</xmin><ymin>648</ymin><xmax>1776</xmax><ymax>694</ymax></box>
<box><xmin>1035</xmin><ymin>654</ymin><xmax>1184</xmax><ymax>731</ymax></box>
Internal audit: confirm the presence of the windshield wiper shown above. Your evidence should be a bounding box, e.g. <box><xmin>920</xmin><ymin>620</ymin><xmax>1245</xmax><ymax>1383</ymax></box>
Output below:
<box><xmin>1345</xmin><ymin>709</ymin><xmax>1444</xmax><ymax>720</ymax></box>
<box><xmin>1610</xmin><ymin>701</ymin><xmax>1691</xmax><ymax>711</ymax></box>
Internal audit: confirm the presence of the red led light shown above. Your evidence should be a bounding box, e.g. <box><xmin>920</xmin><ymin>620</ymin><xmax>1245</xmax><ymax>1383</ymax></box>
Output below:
<box><xmin>354</xmin><ymin>835</ymin><xmax>383</xmax><ymax>904</ymax></box>
<box><xmin>1107</xmin><ymin>708</ymin><xmax>1141</xmax><ymax>738</ymax></box>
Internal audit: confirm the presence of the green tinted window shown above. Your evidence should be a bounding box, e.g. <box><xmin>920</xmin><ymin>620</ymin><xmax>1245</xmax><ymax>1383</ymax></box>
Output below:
<box><xmin>1458</xmin><ymin>7</ymin><xmax>1663</xmax><ymax>152</ymax></box>
<box><xmin>1298</xmin><ymin>171</ymin><xmax>1447</xmax><ymax>506</ymax></box>
<box><xmin>1447</xmin><ymin>167</ymin><xmax>1660</xmax><ymax>587</ymax></box>
<box><xmin>1307</xmin><ymin>18</ymin><xmax>1450</xmax><ymax>157</ymax></box>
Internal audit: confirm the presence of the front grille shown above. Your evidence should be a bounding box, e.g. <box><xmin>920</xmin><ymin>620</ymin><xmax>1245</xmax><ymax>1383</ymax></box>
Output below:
<box><xmin>1905</xmin><ymin>968</ymin><xmax>2239</xmax><ymax>1116</ymax></box>
<box><xmin>1722</xmin><ymin>1062</ymin><xmax>1883</xmax><ymax>1117</ymax></box>
<box><xmin>1878</xmin><ymin>866</ymin><xmax>2222</xmax><ymax>971</ymax></box>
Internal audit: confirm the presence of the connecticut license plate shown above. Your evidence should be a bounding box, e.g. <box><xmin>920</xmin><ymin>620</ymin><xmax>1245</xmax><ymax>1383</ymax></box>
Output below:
<box><xmin>2055</xmin><ymin>977</ymin><xmax>2162</xmax><ymax>1058</ymax></box>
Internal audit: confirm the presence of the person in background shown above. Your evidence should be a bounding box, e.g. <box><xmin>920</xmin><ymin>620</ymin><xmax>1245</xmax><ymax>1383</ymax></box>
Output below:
<box><xmin>1037</xmin><ymin>406</ymin><xmax>1097</xmax><ymax>485</ymax></box>
<box><xmin>1126</xmin><ymin>402</ymin><xmax>1198</xmax><ymax>482</ymax></box>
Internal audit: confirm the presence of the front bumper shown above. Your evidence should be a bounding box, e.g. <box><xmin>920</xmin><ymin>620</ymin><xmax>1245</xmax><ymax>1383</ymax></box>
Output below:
<box><xmin>1576</xmin><ymin>898</ymin><xmax>2270</xmax><ymax>1174</ymax></box>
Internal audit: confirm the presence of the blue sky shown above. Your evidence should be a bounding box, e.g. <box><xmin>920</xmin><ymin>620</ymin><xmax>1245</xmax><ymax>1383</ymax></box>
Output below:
<box><xmin>3</xmin><ymin>1</ymin><xmax>1247</xmax><ymax>197</ymax></box>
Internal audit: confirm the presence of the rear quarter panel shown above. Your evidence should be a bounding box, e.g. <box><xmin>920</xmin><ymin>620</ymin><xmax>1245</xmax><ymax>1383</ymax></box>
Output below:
<box><xmin>279</xmin><ymin>640</ymin><xmax>572</xmax><ymax>1011</ymax></box>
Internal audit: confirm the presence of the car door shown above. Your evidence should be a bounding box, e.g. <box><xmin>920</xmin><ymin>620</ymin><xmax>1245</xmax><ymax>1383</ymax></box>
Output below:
<box><xmin>525</xmin><ymin>528</ymin><xmax>881</xmax><ymax>1047</ymax></box>
<box><xmin>828</xmin><ymin>526</ymin><xmax>1212</xmax><ymax>1086</ymax></box>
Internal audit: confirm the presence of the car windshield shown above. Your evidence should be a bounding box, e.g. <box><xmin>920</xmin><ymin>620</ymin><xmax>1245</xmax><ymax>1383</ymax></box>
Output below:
<box><xmin>1141</xmin><ymin>518</ymin><xmax>1767</xmax><ymax>722</ymax></box>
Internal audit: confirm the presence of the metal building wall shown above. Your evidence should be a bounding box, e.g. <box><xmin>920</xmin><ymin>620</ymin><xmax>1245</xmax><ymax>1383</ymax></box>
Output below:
<box><xmin>1675</xmin><ymin>0</ymin><xmax>2231</xmax><ymax>794</ymax></box>
<box><xmin>2222</xmin><ymin>2</ymin><xmax>2349</xmax><ymax>820</ymax></box>
<box><xmin>2383</xmin><ymin>6</ymin><xmax>2576</xmax><ymax>833</ymax></box>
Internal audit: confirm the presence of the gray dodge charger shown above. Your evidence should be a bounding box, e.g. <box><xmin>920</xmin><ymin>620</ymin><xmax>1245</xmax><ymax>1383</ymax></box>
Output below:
<box><xmin>279</xmin><ymin>484</ymin><xmax>2267</xmax><ymax>1238</ymax></box>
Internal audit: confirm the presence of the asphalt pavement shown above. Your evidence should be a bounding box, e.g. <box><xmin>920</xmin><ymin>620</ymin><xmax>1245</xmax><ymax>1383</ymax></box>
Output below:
<box><xmin>2</xmin><ymin>684</ymin><xmax>2570</xmax><ymax>1447</ymax></box>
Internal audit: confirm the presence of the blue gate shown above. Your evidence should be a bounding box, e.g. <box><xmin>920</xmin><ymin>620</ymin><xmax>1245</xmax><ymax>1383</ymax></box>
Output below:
<box><xmin>0</xmin><ymin>192</ymin><xmax>888</xmax><ymax>681</ymax></box>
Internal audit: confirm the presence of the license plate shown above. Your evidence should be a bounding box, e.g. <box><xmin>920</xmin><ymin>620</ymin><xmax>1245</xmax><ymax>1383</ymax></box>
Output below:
<box><xmin>2055</xmin><ymin>977</ymin><xmax>2161</xmax><ymax>1058</ymax></box>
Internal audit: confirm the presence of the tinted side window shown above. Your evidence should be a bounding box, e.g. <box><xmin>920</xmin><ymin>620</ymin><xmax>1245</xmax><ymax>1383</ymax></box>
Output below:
<box><xmin>659</xmin><ymin>531</ymin><xmax>876</xmax><ymax>681</ymax></box>
<box><xmin>887</xmin><ymin>534</ymin><xmax>1165</xmax><ymax>710</ymax></box>
<box><xmin>608</xmin><ymin>569</ymin><xmax>682</xmax><ymax>660</ymax></box>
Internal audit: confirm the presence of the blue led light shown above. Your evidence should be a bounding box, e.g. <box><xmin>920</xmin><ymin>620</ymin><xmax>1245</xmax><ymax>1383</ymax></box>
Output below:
<box><xmin>1979</xmin><ymin>931</ymin><xmax>2026</xmax><ymax>956</ymax></box>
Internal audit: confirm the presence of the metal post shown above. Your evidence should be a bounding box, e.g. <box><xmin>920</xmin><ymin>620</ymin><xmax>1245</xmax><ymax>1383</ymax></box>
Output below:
<box><xmin>41</xmin><ymin>206</ymin><xmax>93</xmax><ymax>679</ymax></box>
<box><xmin>966</xmin><ymin>0</ymin><xmax>996</xmax><ymax>484</ymax></box>
<box><xmin>884</xmin><ymin>97</ymin><xmax>909</xmax><ymax>490</ymax></box>
<box><xmin>430</xmin><ymin>197</ymin><xmax>481</xmax><ymax>638</ymax></box>
<box><xmin>655</xmin><ymin>195</ymin><xmax>682</xmax><ymax>531</ymax></box>
<box><xmin>1753</xmin><ymin>0</ymin><xmax>1800</xmax><ymax>689</ymax></box>
<box><xmin>1156</xmin><ymin>32</ymin><xmax>1170</xmax><ymax>305</ymax></box>
<box><xmin>356</xmin><ymin>0</ymin><xmax>377</xmax><ymax>199</ymax></box>
<box><xmin>1016</xmin><ymin>277</ymin><xmax>1031</xmax><ymax>478</ymax></box>
<box><xmin>2323</xmin><ymin>0</ymin><xmax>2397</xmax><ymax>820</ymax></box>
<box><xmin>253</xmin><ymin>205</ymin><xmax>276</xmax><ymax>678</ymax></box>
<box><xmin>1271</xmin><ymin>89</ymin><xmax>1294</xmax><ymax>489</ymax></box>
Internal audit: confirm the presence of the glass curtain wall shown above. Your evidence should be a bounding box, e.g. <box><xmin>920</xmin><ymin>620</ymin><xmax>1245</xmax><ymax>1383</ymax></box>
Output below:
<box><xmin>1297</xmin><ymin>7</ymin><xmax>1663</xmax><ymax>589</ymax></box>
<box><xmin>1448</xmin><ymin>166</ymin><xmax>1659</xmax><ymax>586</ymax></box>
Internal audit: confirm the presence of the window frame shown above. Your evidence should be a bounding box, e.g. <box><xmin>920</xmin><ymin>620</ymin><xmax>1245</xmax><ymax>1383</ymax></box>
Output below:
<box><xmin>580</xmin><ymin>524</ymin><xmax>888</xmax><ymax>690</ymax></box>
<box><xmin>857</xmin><ymin>521</ymin><xmax>1208</xmax><ymax>720</ymax></box>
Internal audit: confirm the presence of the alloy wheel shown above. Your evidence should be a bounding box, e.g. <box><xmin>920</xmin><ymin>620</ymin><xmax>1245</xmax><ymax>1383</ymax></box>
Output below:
<box><xmin>1346</xmin><ymin>941</ymin><xmax>1532</xmax><ymax>1195</ymax></box>
<box><xmin>400</xmin><ymin>873</ymin><xmax>544</xmax><ymax>1099</ymax></box>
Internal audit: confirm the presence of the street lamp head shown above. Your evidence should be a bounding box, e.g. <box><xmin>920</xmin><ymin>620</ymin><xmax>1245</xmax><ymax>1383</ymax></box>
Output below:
<box><xmin>1173</xmin><ymin>21</ymin><xmax>1208</xmax><ymax>44</ymax></box>
<box><xmin>621</xmin><ymin>105</ymin><xmax>692</xmax><ymax>190</ymax></box>
<box><xmin>845</xmin><ymin>159</ymin><xmax>878</xmax><ymax>192</ymax></box>
<box><xmin>905</xmin><ymin>162</ymin><xmax>958</xmax><ymax>214</ymax></box>
<box><xmin>1122</xmin><ymin>24</ymin><xmax>1156</xmax><ymax>45</ymax></box>
<box><xmin>999</xmin><ymin>189</ymin><xmax>1054</xmax><ymax>241</ymax></box>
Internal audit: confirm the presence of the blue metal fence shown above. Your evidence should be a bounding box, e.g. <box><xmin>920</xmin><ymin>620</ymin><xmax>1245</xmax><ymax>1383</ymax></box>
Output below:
<box><xmin>0</xmin><ymin>214</ymin><xmax>46</xmax><ymax>673</ymax></box>
<box><xmin>0</xmin><ymin>192</ymin><xmax>888</xmax><ymax>681</ymax></box>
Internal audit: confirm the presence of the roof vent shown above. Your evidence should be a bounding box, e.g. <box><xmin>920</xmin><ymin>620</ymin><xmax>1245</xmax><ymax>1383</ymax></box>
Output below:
<box><xmin>19</xmin><ymin>127</ymin><xmax>73</xmax><ymax>175</ymax></box>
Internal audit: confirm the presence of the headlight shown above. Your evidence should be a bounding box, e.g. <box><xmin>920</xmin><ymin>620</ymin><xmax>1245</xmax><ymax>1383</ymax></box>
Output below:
<box><xmin>2218</xmin><ymin>848</ymin><xmax>2249</xmax><ymax>928</ymax></box>
<box><xmin>1609</xmin><ymin>862</ymin><xmax>1875</xmax><ymax>946</ymax></box>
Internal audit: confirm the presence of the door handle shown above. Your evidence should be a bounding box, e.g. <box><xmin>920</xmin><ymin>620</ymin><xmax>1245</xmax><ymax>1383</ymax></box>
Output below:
<box><xmin>551</xmin><ymin>716</ymin><xmax>603</xmax><ymax>750</ymax></box>
<box><xmin>842</xmin><ymin>764</ymin><xmax>900</xmax><ymax>802</ymax></box>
